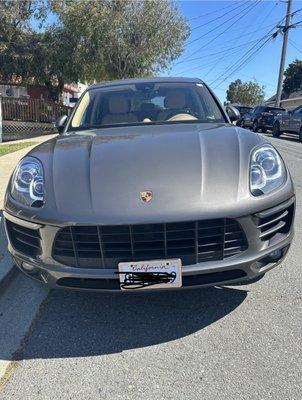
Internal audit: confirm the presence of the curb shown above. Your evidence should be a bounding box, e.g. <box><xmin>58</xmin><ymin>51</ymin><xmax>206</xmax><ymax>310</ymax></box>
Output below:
<box><xmin>0</xmin><ymin>211</ymin><xmax>17</xmax><ymax>292</ymax></box>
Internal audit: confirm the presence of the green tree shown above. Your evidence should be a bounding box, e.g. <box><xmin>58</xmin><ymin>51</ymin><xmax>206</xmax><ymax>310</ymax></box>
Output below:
<box><xmin>283</xmin><ymin>59</ymin><xmax>302</xmax><ymax>95</ymax></box>
<box><xmin>0</xmin><ymin>0</ymin><xmax>42</xmax><ymax>83</ymax></box>
<box><xmin>0</xmin><ymin>0</ymin><xmax>189</xmax><ymax>100</ymax></box>
<box><xmin>51</xmin><ymin>0</ymin><xmax>190</xmax><ymax>80</ymax></box>
<box><xmin>226</xmin><ymin>79</ymin><xmax>265</xmax><ymax>106</ymax></box>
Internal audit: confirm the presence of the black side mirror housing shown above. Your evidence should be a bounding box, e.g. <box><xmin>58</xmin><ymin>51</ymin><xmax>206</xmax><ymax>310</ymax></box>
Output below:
<box><xmin>225</xmin><ymin>105</ymin><xmax>241</xmax><ymax>122</ymax></box>
<box><xmin>55</xmin><ymin>115</ymin><xmax>68</xmax><ymax>133</ymax></box>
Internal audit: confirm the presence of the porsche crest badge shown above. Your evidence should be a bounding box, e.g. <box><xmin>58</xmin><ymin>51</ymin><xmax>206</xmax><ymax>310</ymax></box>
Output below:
<box><xmin>140</xmin><ymin>191</ymin><xmax>153</xmax><ymax>203</ymax></box>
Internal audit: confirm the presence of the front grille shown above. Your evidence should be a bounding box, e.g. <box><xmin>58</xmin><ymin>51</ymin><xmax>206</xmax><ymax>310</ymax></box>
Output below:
<box><xmin>6</xmin><ymin>220</ymin><xmax>41</xmax><ymax>258</ymax></box>
<box><xmin>52</xmin><ymin>219</ymin><xmax>248</xmax><ymax>269</ymax></box>
<box><xmin>254</xmin><ymin>201</ymin><xmax>294</xmax><ymax>242</ymax></box>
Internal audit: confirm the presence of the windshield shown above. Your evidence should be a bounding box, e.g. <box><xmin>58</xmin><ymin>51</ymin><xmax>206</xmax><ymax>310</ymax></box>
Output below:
<box><xmin>68</xmin><ymin>82</ymin><xmax>225</xmax><ymax>131</ymax></box>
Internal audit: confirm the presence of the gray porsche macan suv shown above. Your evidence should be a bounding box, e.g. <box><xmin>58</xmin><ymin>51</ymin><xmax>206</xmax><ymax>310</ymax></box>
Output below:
<box><xmin>4</xmin><ymin>78</ymin><xmax>295</xmax><ymax>291</ymax></box>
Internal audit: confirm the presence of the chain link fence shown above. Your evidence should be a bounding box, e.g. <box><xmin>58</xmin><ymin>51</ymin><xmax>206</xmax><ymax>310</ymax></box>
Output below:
<box><xmin>0</xmin><ymin>96</ymin><xmax>71</xmax><ymax>142</ymax></box>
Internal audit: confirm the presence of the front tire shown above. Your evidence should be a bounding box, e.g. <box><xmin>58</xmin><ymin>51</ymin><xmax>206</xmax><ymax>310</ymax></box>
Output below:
<box><xmin>299</xmin><ymin>127</ymin><xmax>302</xmax><ymax>142</ymax></box>
<box><xmin>272</xmin><ymin>122</ymin><xmax>282</xmax><ymax>138</ymax></box>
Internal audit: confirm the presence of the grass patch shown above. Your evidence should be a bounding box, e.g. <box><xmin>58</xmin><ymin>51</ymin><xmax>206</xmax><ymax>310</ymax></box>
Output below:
<box><xmin>0</xmin><ymin>142</ymin><xmax>38</xmax><ymax>157</ymax></box>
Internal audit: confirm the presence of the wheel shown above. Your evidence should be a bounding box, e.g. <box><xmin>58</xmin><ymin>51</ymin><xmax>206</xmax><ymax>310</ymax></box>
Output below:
<box><xmin>272</xmin><ymin>122</ymin><xmax>282</xmax><ymax>138</ymax></box>
<box><xmin>299</xmin><ymin>127</ymin><xmax>302</xmax><ymax>142</ymax></box>
<box><xmin>252</xmin><ymin>120</ymin><xmax>259</xmax><ymax>132</ymax></box>
<box><xmin>261</xmin><ymin>127</ymin><xmax>267</xmax><ymax>133</ymax></box>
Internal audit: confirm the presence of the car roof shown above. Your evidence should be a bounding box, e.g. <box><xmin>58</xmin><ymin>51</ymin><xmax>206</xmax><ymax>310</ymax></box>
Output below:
<box><xmin>88</xmin><ymin>77</ymin><xmax>204</xmax><ymax>90</ymax></box>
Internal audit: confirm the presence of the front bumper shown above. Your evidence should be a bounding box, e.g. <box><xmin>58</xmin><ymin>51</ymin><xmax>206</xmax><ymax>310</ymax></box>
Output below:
<box><xmin>3</xmin><ymin>196</ymin><xmax>295</xmax><ymax>291</ymax></box>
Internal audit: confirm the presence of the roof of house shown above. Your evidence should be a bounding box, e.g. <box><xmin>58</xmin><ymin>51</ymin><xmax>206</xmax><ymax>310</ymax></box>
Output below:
<box><xmin>266</xmin><ymin>90</ymin><xmax>302</xmax><ymax>103</ymax></box>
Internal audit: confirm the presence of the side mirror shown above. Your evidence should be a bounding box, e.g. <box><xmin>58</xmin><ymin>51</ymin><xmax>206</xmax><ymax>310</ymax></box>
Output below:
<box><xmin>225</xmin><ymin>105</ymin><xmax>241</xmax><ymax>122</ymax></box>
<box><xmin>55</xmin><ymin>115</ymin><xmax>68</xmax><ymax>133</ymax></box>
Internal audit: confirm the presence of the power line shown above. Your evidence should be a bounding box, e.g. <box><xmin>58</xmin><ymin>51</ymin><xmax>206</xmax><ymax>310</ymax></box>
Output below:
<box><xmin>175</xmin><ymin>11</ymin><xmax>284</xmax><ymax>83</ymax></box>
<box><xmin>181</xmin><ymin>0</ymin><xmax>262</xmax><ymax>63</ymax></box>
<box><xmin>189</xmin><ymin>1</ymin><xmax>250</xmax><ymax>31</ymax></box>
<box><xmin>212</xmin><ymin>36</ymin><xmax>273</xmax><ymax>89</ymax></box>
<box><xmin>186</xmin><ymin>0</ymin><xmax>259</xmax><ymax>50</ymax></box>
<box><xmin>289</xmin><ymin>39</ymin><xmax>302</xmax><ymax>54</ymax></box>
<box><xmin>175</xmin><ymin>38</ymin><xmax>262</xmax><ymax>76</ymax></box>
<box><xmin>210</xmin><ymin>32</ymin><xmax>273</xmax><ymax>86</ymax></box>
<box><xmin>208</xmin><ymin>14</ymin><xmax>287</xmax><ymax>88</ymax></box>
<box><xmin>188</xmin><ymin>2</ymin><xmax>242</xmax><ymax>22</ymax></box>
<box><xmin>175</xmin><ymin>21</ymin><xmax>281</xmax><ymax>67</ymax></box>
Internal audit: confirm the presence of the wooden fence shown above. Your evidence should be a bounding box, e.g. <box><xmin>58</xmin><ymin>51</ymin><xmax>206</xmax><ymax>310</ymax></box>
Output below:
<box><xmin>1</xmin><ymin>97</ymin><xmax>70</xmax><ymax>123</ymax></box>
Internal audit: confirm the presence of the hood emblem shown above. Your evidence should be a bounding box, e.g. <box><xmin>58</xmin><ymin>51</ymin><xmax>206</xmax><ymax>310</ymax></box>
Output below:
<box><xmin>140</xmin><ymin>190</ymin><xmax>153</xmax><ymax>203</ymax></box>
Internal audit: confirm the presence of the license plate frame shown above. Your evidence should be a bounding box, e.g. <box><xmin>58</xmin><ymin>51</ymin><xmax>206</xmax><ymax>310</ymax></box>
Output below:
<box><xmin>118</xmin><ymin>259</ymin><xmax>182</xmax><ymax>291</ymax></box>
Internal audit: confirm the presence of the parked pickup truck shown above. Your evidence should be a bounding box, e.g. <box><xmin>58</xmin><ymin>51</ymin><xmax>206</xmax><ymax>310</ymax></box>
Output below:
<box><xmin>272</xmin><ymin>105</ymin><xmax>302</xmax><ymax>142</ymax></box>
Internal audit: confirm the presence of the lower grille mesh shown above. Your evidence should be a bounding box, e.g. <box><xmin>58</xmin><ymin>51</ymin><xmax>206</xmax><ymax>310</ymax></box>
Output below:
<box><xmin>254</xmin><ymin>202</ymin><xmax>294</xmax><ymax>242</ymax></box>
<box><xmin>52</xmin><ymin>219</ymin><xmax>247</xmax><ymax>269</ymax></box>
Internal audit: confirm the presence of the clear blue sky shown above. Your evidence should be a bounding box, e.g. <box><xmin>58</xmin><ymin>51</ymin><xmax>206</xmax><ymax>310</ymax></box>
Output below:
<box><xmin>166</xmin><ymin>0</ymin><xmax>302</xmax><ymax>102</ymax></box>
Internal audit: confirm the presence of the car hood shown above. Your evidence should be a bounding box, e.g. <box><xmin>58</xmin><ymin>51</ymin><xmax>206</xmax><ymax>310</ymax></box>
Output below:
<box><xmin>6</xmin><ymin>123</ymin><xmax>293</xmax><ymax>225</ymax></box>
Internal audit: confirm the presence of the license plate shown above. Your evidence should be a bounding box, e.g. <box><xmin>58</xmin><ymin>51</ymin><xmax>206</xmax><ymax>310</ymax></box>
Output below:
<box><xmin>118</xmin><ymin>259</ymin><xmax>182</xmax><ymax>291</ymax></box>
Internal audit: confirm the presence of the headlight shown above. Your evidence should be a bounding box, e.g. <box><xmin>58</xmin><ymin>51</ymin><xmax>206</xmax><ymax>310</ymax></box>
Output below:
<box><xmin>11</xmin><ymin>156</ymin><xmax>44</xmax><ymax>207</ymax></box>
<box><xmin>250</xmin><ymin>145</ymin><xmax>286</xmax><ymax>196</ymax></box>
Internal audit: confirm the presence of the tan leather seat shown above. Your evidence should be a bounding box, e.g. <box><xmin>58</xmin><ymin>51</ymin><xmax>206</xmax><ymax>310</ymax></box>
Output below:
<box><xmin>102</xmin><ymin>95</ymin><xmax>138</xmax><ymax>124</ymax></box>
<box><xmin>158</xmin><ymin>91</ymin><xmax>187</xmax><ymax>121</ymax></box>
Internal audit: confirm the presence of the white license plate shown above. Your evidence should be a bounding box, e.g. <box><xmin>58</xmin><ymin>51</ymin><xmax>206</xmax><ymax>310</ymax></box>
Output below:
<box><xmin>118</xmin><ymin>259</ymin><xmax>182</xmax><ymax>291</ymax></box>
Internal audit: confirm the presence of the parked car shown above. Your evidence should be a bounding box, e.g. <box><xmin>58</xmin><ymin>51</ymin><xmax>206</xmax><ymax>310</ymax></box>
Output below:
<box><xmin>3</xmin><ymin>77</ymin><xmax>295</xmax><ymax>292</ymax></box>
<box><xmin>242</xmin><ymin>105</ymin><xmax>285</xmax><ymax>132</ymax></box>
<box><xmin>272</xmin><ymin>105</ymin><xmax>302</xmax><ymax>141</ymax></box>
<box><xmin>233</xmin><ymin>105</ymin><xmax>253</xmax><ymax>126</ymax></box>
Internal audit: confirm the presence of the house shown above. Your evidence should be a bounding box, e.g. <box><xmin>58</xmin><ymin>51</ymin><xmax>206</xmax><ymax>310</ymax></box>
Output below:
<box><xmin>0</xmin><ymin>82</ymin><xmax>87</xmax><ymax>105</ymax></box>
<box><xmin>265</xmin><ymin>90</ymin><xmax>302</xmax><ymax>110</ymax></box>
<box><xmin>61</xmin><ymin>83</ymin><xmax>87</xmax><ymax>107</ymax></box>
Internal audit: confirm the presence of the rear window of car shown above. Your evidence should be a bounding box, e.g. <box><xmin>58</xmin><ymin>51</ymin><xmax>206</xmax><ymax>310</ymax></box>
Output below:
<box><xmin>68</xmin><ymin>82</ymin><xmax>225</xmax><ymax>131</ymax></box>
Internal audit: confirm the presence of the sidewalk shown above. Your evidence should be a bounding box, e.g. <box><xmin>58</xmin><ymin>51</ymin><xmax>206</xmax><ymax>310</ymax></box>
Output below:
<box><xmin>0</xmin><ymin>134</ymin><xmax>57</xmax><ymax>209</ymax></box>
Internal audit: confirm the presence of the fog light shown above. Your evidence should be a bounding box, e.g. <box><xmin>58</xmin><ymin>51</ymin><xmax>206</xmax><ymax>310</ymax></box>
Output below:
<box><xmin>22</xmin><ymin>262</ymin><xmax>36</xmax><ymax>272</ymax></box>
<box><xmin>268</xmin><ymin>249</ymin><xmax>282</xmax><ymax>261</ymax></box>
<box><xmin>251</xmin><ymin>261</ymin><xmax>262</xmax><ymax>272</ymax></box>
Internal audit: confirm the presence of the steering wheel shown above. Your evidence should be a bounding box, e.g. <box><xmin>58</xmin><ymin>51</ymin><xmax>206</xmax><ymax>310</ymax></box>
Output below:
<box><xmin>167</xmin><ymin>113</ymin><xmax>198</xmax><ymax>122</ymax></box>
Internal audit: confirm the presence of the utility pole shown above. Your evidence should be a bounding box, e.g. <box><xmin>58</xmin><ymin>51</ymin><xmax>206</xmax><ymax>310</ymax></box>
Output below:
<box><xmin>275</xmin><ymin>0</ymin><xmax>292</xmax><ymax>107</ymax></box>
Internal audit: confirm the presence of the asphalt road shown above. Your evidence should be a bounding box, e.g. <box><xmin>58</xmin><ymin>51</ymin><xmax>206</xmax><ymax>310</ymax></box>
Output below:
<box><xmin>0</xmin><ymin>133</ymin><xmax>301</xmax><ymax>400</ymax></box>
